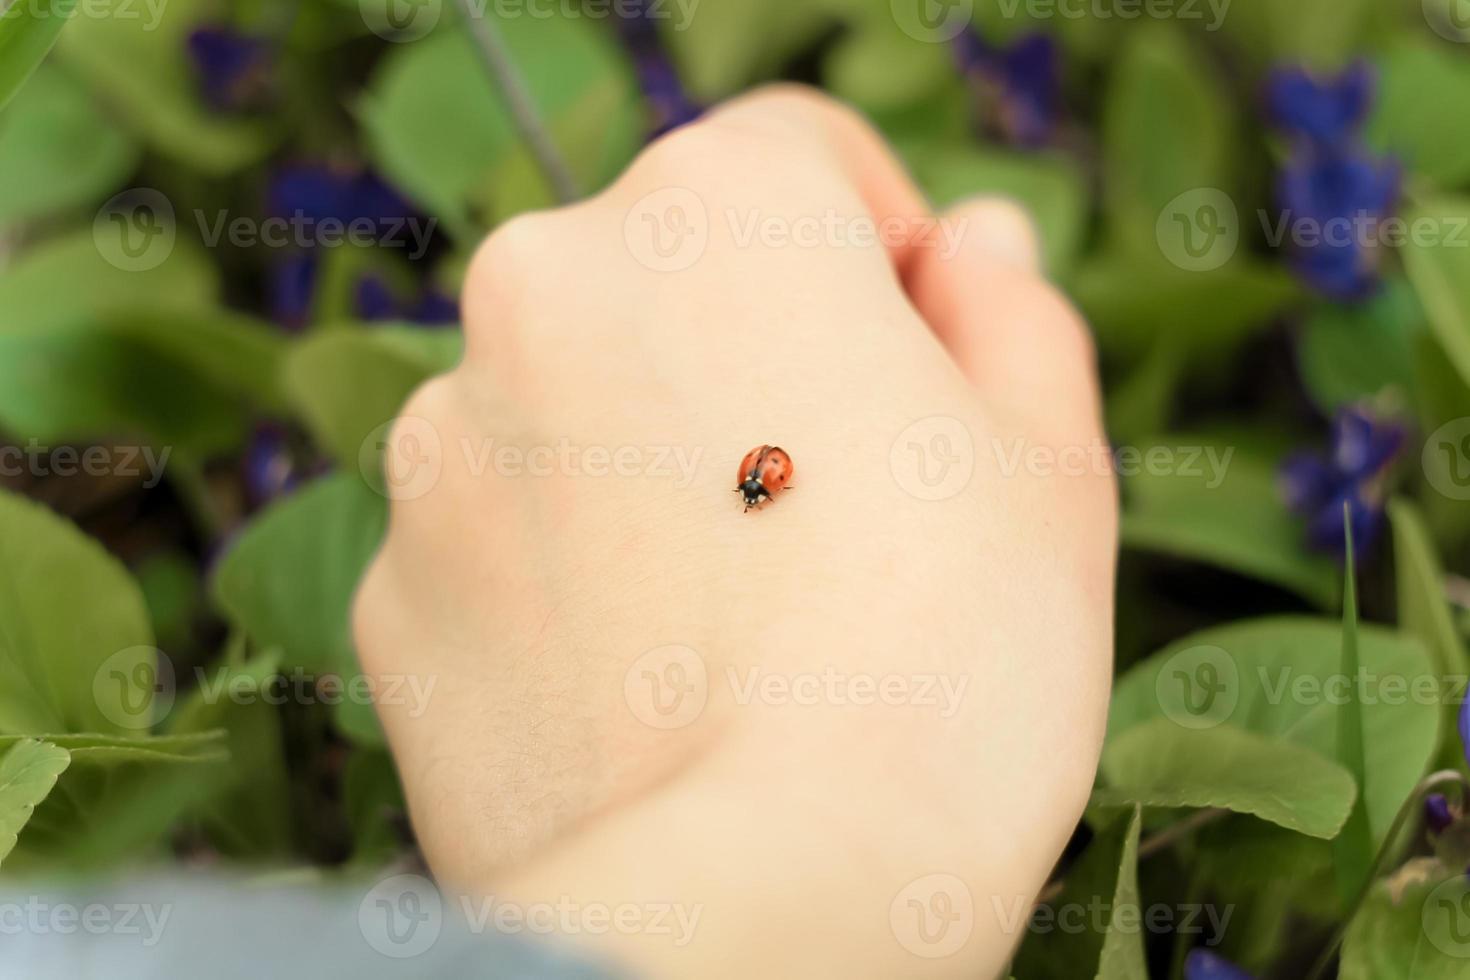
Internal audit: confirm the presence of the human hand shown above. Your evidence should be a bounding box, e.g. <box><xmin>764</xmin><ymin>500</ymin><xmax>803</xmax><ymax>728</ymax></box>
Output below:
<box><xmin>352</xmin><ymin>84</ymin><xmax>1116</xmax><ymax>979</ymax></box>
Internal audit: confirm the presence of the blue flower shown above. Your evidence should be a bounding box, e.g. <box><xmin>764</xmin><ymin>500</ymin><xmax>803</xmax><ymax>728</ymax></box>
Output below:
<box><xmin>1460</xmin><ymin>692</ymin><xmax>1470</xmax><ymax>767</ymax></box>
<box><xmin>1267</xmin><ymin>62</ymin><xmax>1399</xmax><ymax>301</ymax></box>
<box><xmin>242</xmin><ymin>422</ymin><xmax>301</xmax><ymax>506</ymax></box>
<box><xmin>611</xmin><ymin>0</ymin><xmax>701</xmax><ymax>138</ymax></box>
<box><xmin>1265</xmin><ymin>62</ymin><xmax>1374</xmax><ymax>149</ymax></box>
<box><xmin>354</xmin><ymin>273</ymin><xmax>458</xmax><ymax>327</ymax></box>
<box><xmin>1280</xmin><ymin>405</ymin><xmax>1405</xmax><ymax>559</ymax></box>
<box><xmin>1426</xmin><ymin>793</ymin><xmax>1457</xmax><ymax>834</ymax></box>
<box><xmin>268</xmin><ymin>253</ymin><xmax>318</xmax><ymax>332</ymax></box>
<box><xmin>267</xmin><ymin>164</ymin><xmax>419</xmax><ymax>235</ymax></box>
<box><xmin>262</xmin><ymin>165</ymin><xmax>448</xmax><ymax>330</ymax></box>
<box><xmin>1276</xmin><ymin>148</ymin><xmax>1399</xmax><ymax>300</ymax></box>
<box><xmin>1185</xmin><ymin>950</ymin><xmax>1256</xmax><ymax>980</ymax></box>
<box><xmin>187</xmin><ymin>26</ymin><xmax>273</xmax><ymax>112</ymax></box>
<box><xmin>953</xmin><ymin>31</ymin><xmax>1059</xmax><ymax>148</ymax></box>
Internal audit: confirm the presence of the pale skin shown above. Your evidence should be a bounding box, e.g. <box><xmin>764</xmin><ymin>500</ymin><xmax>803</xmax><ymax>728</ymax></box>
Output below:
<box><xmin>353</xmin><ymin>85</ymin><xmax>1117</xmax><ymax>979</ymax></box>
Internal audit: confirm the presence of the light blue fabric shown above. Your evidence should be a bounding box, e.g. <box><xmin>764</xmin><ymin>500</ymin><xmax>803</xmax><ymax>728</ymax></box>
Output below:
<box><xmin>0</xmin><ymin>875</ymin><xmax>623</xmax><ymax>980</ymax></box>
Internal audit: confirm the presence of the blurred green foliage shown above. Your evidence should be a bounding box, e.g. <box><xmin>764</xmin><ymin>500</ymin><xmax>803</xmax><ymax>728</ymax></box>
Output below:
<box><xmin>1</xmin><ymin>0</ymin><xmax>1470</xmax><ymax>976</ymax></box>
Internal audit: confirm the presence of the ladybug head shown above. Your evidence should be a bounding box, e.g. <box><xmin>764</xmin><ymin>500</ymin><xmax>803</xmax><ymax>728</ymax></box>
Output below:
<box><xmin>738</xmin><ymin>479</ymin><xmax>767</xmax><ymax>509</ymax></box>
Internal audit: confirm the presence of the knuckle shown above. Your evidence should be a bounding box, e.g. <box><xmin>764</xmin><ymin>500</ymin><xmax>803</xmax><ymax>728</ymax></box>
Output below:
<box><xmin>350</xmin><ymin>558</ymin><xmax>387</xmax><ymax>667</ymax></box>
<box><xmin>637</xmin><ymin>120</ymin><xmax>747</xmax><ymax>176</ymax></box>
<box><xmin>395</xmin><ymin>372</ymin><xmax>457</xmax><ymax>428</ymax></box>
<box><xmin>464</xmin><ymin>211</ymin><xmax>560</xmax><ymax>297</ymax></box>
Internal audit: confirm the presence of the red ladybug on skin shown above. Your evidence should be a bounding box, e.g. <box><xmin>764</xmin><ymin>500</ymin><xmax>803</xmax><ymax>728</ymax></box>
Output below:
<box><xmin>735</xmin><ymin>445</ymin><xmax>793</xmax><ymax>511</ymax></box>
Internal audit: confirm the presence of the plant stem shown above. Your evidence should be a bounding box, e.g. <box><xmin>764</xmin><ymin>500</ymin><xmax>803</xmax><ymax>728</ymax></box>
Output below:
<box><xmin>451</xmin><ymin>0</ymin><xmax>578</xmax><ymax>204</ymax></box>
<box><xmin>1036</xmin><ymin>807</ymin><xmax>1228</xmax><ymax>904</ymax></box>
<box><xmin>1304</xmin><ymin>769</ymin><xmax>1470</xmax><ymax>980</ymax></box>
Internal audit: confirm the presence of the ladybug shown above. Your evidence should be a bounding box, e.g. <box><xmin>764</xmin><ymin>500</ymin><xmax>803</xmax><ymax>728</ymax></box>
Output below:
<box><xmin>735</xmin><ymin>445</ymin><xmax>793</xmax><ymax>511</ymax></box>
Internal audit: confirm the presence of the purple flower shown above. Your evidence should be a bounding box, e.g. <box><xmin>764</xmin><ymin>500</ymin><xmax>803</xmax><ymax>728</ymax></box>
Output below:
<box><xmin>353</xmin><ymin>273</ymin><xmax>458</xmax><ymax>327</ymax></box>
<box><xmin>611</xmin><ymin>0</ymin><xmax>701</xmax><ymax>138</ymax></box>
<box><xmin>242</xmin><ymin>423</ymin><xmax>301</xmax><ymax>506</ymax></box>
<box><xmin>1280</xmin><ymin>405</ymin><xmax>1406</xmax><ymax>559</ymax></box>
<box><xmin>1426</xmin><ymin>793</ymin><xmax>1456</xmax><ymax>834</ymax></box>
<box><xmin>953</xmin><ymin>31</ymin><xmax>1059</xmax><ymax>148</ymax></box>
<box><xmin>269</xmin><ymin>253</ymin><xmax>318</xmax><ymax>332</ymax></box>
<box><xmin>1267</xmin><ymin>62</ymin><xmax>1399</xmax><ymax>301</ymax></box>
<box><xmin>1460</xmin><ymin>693</ymin><xmax>1470</xmax><ymax>766</ymax></box>
<box><xmin>261</xmin><ymin>165</ymin><xmax>448</xmax><ymax>329</ymax></box>
<box><xmin>187</xmin><ymin>26</ymin><xmax>273</xmax><ymax>112</ymax></box>
<box><xmin>267</xmin><ymin>164</ymin><xmax>419</xmax><ymax>236</ymax></box>
<box><xmin>1276</xmin><ymin>148</ymin><xmax>1400</xmax><ymax>300</ymax></box>
<box><xmin>1185</xmin><ymin>950</ymin><xmax>1256</xmax><ymax>980</ymax></box>
<box><xmin>1265</xmin><ymin>62</ymin><xmax>1374</xmax><ymax>149</ymax></box>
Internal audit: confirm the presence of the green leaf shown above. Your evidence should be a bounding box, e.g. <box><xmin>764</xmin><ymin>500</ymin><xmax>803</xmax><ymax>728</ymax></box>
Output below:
<box><xmin>1012</xmin><ymin>805</ymin><xmax>1145</xmax><ymax>979</ymax></box>
<box><xmin>665</xmin><ymin>0</ymin><xmax>833</xmax><ymax>101</ymax></box>
<box><xmin>906</xmin><ymin>143</ymin><xmax>1087</xmax><ymax>279</ymax></box>
<box><xmin>345</xmin><ymin>747</ymin><xmax>407</xmax><ymax>867</ymax></box>
<box><xmin>0</xmin><ymin>235</ymin><xmax>279</xmax><ymax>453</ymax></box>
<box><xmin>1368</xmin><ymin>39</ymin><xmax>1470</xmax><ymax>189</ymax></box>
<box><xmin>822</xmin><ymin>19</ymin><xmax>952</xmax><ymax>113</ymax></box>
<box><xmin>1296</xmin><ymin>281</ymin><xmax>1422</xmax><ymax>412</ymax></box>
<box><xmin>1340</xmin><ymin>859</ymin><xmax>1470</xmax><ymax>980</ymax></box>
<box><xmin>361</xmin><ymin>19</ymin><xmax>639</xmax><ymax>237</ymax></box>
<box><xmin>0</xmin><ymin>739</ymin><xmax>70</xmax><ymax>866</ymax></box>
<box><xmin>213</xmin><ymin>475</ymin><xmax>386</xmax><ymax>678</ymax></box>
<box><xmin>285</xmin><ymin>327</ymin><xmax>461</xmax><ymax>470</ymax></box>
<box><xmin>1389</xmin><ymin>499</ymin><xmax>1470</xmax><ymax>681</ymax></box>
<box><xmin>1072</xmin><ymin>248</ymin><xmax>1301</xmax><ymax>365</ymax></box>
<box><xmin>1120</xmin><ymin>442</ymin><xmax>1339</xmax><ymax>606</ymax></box>
<box><xmin>1216</xmin><ymin>0</ymin><xmax>1387</xmax><ymax>69</ymax></box>
<box><xmin>0</xmin><ymin>65</ymin><xmax>136</xmax><ymax>226</ymax></box>
<box><xmin>0</xmin><ymin>731</ymin><xmax>226</xmax><ymax>763</ymax></box>
<box><xmin>0</xmin><ymin>230</ymin><xmax>217</xmax><ymax>335</ymax></box>
<box><xmin>0</xmin><ymin>0</ymin><xmax>76</xmax><ymax>112</ymax></box>
<box><xmin>55</xmin><ymin>0</ymin><xmax>272</xmax><ymax>173</ymax></box>
<box><xmin>1100</xmin><ymin>24</ymin><xmax>1235</xmax><ymax>256</ymax></box>
<box><xmin>1403</xmin><ymin>197</ymin><xmax>1470</xmax><ymax>391</ymax></box>
<box><xmin>212</xmin><ymin>476</ymin><xmax>387</xmax><ymax>743</ymax></box>
<box><xmin>168</xmin><ymin>651</ymin><xmax>293</xmax><ymax>858</ymax></box>
<box><xmin>1108</xmin><ymin>617</ymin><xmax>1439</xmax><ymax>841</ymax></box>
<box><xmin>1334</xmin><ymin>514</ymin><xmax>1373</xmax><ymax>899</ymax></box>
<box><xmin>1095</xmin><ymin>720</ymin><xmax>1356</xmax><ymax>839</ymax></box>
<box><xmin>0</xmin><ymin>489</ymin><xmax>157</xmax><ymax>735</ymax></box>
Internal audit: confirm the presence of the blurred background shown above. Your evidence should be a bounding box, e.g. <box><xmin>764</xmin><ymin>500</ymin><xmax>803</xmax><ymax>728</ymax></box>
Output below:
<box><xmin>2</xmin><ymin>0</ymin><xmax>1470</xmax><ymax>977</ymax></box>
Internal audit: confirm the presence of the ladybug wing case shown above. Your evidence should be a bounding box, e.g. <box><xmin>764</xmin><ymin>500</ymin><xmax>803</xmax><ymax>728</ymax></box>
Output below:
<box><xmin>758</xmin><ymin>447</ymin><xmax>793</xmax><ymax>492</ymax></box>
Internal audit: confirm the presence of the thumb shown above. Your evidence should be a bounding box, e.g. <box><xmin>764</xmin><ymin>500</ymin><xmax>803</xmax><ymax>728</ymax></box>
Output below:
<box><xmin>907</xmin><ymin>197</ymin><xmax>1102</xmax><ymax>439</ymax></box>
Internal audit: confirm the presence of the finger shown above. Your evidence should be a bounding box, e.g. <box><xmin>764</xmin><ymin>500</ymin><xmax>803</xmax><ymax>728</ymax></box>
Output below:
<box><xmin>906</xmin><ymin>197</ymin><xmax>1103</xmax><ymax>439</ymax></box>
<box><xmin>696</xmin><ymin>85</ymin><xmax>936</xmax><ymax>277</ymax></box>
